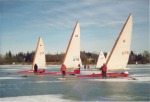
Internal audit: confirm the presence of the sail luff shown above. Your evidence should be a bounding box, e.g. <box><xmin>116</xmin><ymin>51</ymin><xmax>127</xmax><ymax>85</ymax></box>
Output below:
<box><xmin>106</xmin><ymin>14</ymin><xmax>132</xmax><ymax>67</ymax></box>
<box><xmin>32</xmin><ymin>37</ymin><xmax>41</xmax><ymax>70</ymax></box>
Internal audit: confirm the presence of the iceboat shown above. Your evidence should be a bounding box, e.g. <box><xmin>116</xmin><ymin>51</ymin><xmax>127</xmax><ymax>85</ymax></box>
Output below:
<box><xmin>96</xmin><ymin>51</ymin><xmax>110</xmax><ymax>69</ymax></box>
<box><xmin>17</xmin><ymin>37</ymin><xmax>46</xmax><ymax>73</ymax></box>
<box><xmin>96</xmin><ymin>51</ymin><xmax>107</xmax><ymax>68</ymax></box>
<box><xmin>31</xmin><ymin>37</ymin><xmax>46</xmax><ymax>73</ymax></box>
<box><xmin>78</xmin><ymin>14</ymin><xmax>132</xmax><ymax>78</ymax></box>
<box><xmin>62</xmin><ymin>21</ymin><xmax>82</xmax><ymax>74</ymax></box>
<box><xmin>80</xmin><ymin>51</ymin><xmax>106</xmax><ymax>75</ymax></box>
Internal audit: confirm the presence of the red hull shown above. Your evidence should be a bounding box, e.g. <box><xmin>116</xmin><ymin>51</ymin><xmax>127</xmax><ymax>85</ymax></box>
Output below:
<box><xmin>17</xmin><ymin>70</ymin><xmax>128</xmax><ymax>78</ymax></box>
<box><xmin>37</xmin><ymin>71</ymin><xmax>75</xmax><ymax>75</ymax></box>
<box><xmin>17</xmin><ymin>70</ymin><xmax>75</xmax><ymax>75</ymax></box>
<box><xmin>17</xmin><ymin>69</ymin><xmax>45</xmax><ymax>73</ymax></box>
<box><xmin>77</xmin><ymin>73</ymin><xmax>128</xmax><ymax>78</ymax></box>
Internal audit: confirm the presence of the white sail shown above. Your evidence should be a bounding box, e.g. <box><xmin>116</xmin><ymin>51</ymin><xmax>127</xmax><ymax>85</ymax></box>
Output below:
<box><xmin>96</xmin><ymin>51</ymin><xmax>106</xmax><ymax>68</ymax></box>
<box><xmin>32</xmin><ymin>37</ymin><xmax>46</xmax><ymax>70</ymax></box>
<box><xmin>106</xmin><ymin>14</ymin><xmax>132</xmax><ymax>70</ymax></box>
<box><xmin>63</xmin><ymin>22</ymin><xmax>82</xmax><ymax>69</ymax></box>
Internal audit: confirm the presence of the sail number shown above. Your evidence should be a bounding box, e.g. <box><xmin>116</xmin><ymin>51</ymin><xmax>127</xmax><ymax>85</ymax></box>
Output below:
<box><xmin>122</xmin><ymin>51</ymin><xmax>129</xmax><ymax>55</ymax></box>
<box><xmin>75</xmin><ymin>34</ymin><xmax>78</xmax><ymax>37</ymax></box>
<box><xmin>40</xmin><ymin>52</ymin><xmax>44</xmax><ymax>55</ymax></box>
<box><xmin>73</xmin><ymin>58</ymin><xmax>79</xmax><ymax>61</ymax></box>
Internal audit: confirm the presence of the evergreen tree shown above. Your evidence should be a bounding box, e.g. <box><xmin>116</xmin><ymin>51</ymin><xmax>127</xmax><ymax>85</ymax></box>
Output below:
<box><xmin>0</xmin><ymin>54</ymin><xmax>5</xmax><ymax>64</ymax></box>
<box><xmin>142</xmin><ymin>51</ymin><xmax>150</xmax><ymax>63</ymax></box>
<box><xmin>0</xmin><ymin>50</ymin><xmax>149</xmax><ymax>65</ymax></box>
<box><xmin>128</xmin><ymin>51</ymin><xmax>136</xmax><ymax>64</ymax></box>
<box><xmin>5</xmin><ymin>51</ymin><xmax>13</xmax><ymax>64</ymax></box>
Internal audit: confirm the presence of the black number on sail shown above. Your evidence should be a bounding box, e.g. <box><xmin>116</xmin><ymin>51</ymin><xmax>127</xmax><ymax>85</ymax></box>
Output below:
<box><xmin>75</xmin><ymin>34</ymin><xmax>78</xmax><ymax>37</ymax></box>
<box><xmin>73</xmin><ymin>58</ymin><xmax>79</xmax><ymax>61</ymax></box>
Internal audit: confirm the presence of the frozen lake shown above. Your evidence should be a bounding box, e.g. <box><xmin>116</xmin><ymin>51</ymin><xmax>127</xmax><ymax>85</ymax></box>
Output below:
<box><xmin>0</xmin><ymin>64</ymin><xmax>150</xmax><ymax>101</ymax></box>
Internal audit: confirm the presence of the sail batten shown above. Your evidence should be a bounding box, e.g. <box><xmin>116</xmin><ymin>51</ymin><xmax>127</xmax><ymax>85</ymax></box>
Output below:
<box><xmin>63</xmin><ymin>22</ymin><xmax>82</xmax><ymax>69</ymax></box>
<box><xmin>32</xmin><ymin>37</ymin><xmax>46</xmax><ymax>70</ymax></box>
<box><xmin>106</xmin><ymin>14</ymin><xmax>132</xmax><ymax>70</ymax></box>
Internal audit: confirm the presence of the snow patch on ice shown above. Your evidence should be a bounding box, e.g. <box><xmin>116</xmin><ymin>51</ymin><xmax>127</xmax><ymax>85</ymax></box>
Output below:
<box><xmin>0</xmin><ymin>77</ymin><xmax>23</xmax><ymax>80</ymax></box>
<box><xmin>0</xmin><ymin>94</ymin><xmax>75</xmax><ymax>102</ymax></box>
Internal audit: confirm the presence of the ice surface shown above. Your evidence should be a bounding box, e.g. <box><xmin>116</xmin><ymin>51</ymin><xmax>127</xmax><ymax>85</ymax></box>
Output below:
<box><xmin>88</xmin><ymin>76</ymin><xmax>150</xmax><ymax>82</ymax></box>
<box><xmin>0</xmin><ymin>64</ymin><xmax>149</xmax><ymax>101</ymax></box>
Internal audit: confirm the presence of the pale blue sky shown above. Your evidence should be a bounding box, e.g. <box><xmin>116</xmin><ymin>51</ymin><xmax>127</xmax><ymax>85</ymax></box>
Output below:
<box><xmin>0</xmin><ymin>0</ymin><xmax>149</xmax><ymax>55</ymax></box>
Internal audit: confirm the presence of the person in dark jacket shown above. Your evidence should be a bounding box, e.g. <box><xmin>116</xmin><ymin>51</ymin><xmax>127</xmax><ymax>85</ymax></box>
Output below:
<box><xmin>84</xmin><ymin>64</ymin><xmax>86</xmax><ymax>70</ymax></box>
<box><xmin>34</xmin><ymin>63</ymin><xmax>38</xmax><ymax>74</ymax></box>
<box><xmin>100</xmin><ymin>63</ymin><xmax>107</xmax><ymax>79</ymax></box>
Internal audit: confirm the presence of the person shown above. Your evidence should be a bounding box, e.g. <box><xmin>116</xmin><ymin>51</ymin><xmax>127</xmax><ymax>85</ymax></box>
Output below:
<box><xmin>34</xmin><ymin>63</ymin><xmax>38</xmax><ymax>74</ymax></box>
<box><xmin>78</xmin><ymin>64</ymin><xmax>81</xmax><ymax>69</ymax></box>
<box><xmin>78</xmin><ymin>64</ymin><xmax>81</xmax><ymax>74</ymax></box>
<box><xmin>87</xmin><ymin>64</ymin><xmax>90</xmax><ymax>70</ymax></box>
<box><xmin>100</xmin><ymin>63</ymin><xmax>107</xmax><ymax>79</ymax></box>
<box><xmin>73</xmin><ymin>64</ymin><xmax>81</xmax><ymax>74</ymax></box>
<box><xmin>84</xmin><ymin>64</ymin><xmax>86</xmax><ymax>70</ymax></box>
<box><xmin>60</xmin><ymin>64</ymin><xmax>66</xmax><ymax>78</ymax></box>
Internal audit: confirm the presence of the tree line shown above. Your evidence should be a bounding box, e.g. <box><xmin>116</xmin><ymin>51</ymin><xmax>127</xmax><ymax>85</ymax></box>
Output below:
<box><xmin>0</xmin><ymin>50</ymin><xmax>149</xmax><ymax>65</ymax></box>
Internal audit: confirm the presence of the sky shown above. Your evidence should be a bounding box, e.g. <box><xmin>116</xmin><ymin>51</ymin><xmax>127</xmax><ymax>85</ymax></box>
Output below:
<box><xmin>0</xmin><ymin>0</ymin><xmax>149</xmax><ymax>55</ymax></box>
